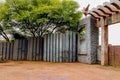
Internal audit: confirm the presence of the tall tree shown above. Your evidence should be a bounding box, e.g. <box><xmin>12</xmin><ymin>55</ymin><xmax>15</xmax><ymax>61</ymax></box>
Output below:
<box><xmin>0</xmin><ymin>0</ymin><xmax>82</xmax><ymax>39</ymax></box>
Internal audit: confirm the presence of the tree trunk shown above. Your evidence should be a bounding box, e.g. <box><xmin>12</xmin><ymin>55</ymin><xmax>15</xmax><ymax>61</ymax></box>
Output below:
<box><xmin>0</xmin><ymin>32</ymin><xmax>10</xmax><ymax>42</ymax></box>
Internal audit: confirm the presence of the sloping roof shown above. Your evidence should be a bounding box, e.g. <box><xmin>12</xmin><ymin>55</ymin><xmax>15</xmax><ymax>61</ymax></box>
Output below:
<box><xmin>88</xmin><ymin>0</ymin><xmax>120</xmax><ymax>27</ymax></box>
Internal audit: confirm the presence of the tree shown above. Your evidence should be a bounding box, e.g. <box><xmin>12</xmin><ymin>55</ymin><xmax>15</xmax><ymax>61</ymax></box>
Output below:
<box><xmin>0</xmin><ymin>0</ymin><xmax>82</xmax><ymax>39</ymax></box>
<box><xmin>0</xmin><ymin>2</ymin><xmax>12</xmax><ymax>41</ymax></box>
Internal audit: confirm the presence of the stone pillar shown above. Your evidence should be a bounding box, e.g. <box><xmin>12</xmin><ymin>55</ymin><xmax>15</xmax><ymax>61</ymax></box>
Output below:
<box><xmin>77</xmin><ymin>16</ymin><xmax>99</xmax><ymax>64</ymax></box>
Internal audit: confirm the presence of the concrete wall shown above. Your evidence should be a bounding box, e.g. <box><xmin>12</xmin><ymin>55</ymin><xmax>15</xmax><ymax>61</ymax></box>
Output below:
<box><xmin>97</xmin><ymin>46</ymin><xmax>101</xmax><ymax>62</ymax></box>
<box><xmin>43</xmin><ymin>31</ymin><xmax>77</xmax><ymax>62</ymax></box>
<box><xmin>77</xmin><ymin>16</ymin><xmax>99</xmax><ymax>64</ymax></box>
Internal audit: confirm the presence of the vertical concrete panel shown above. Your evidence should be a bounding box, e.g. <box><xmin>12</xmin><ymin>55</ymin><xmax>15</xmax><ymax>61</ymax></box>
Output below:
<box><xmin>65</xmin><ymin>31</ymin><xmax>69</xmax><ymax>62</ymax></box>
<box><xmin>35</xmin><ymin>38</ymin><xmax>37</xmax><ymax>60</ymax></box>
<box><xmin>22</xmin><ymin>39</ymin><xmax>27</xmax><ymax>60</ymax></box>
<box><xmin>2</xmin><ymin>43</ymin><xmax>6</xmax><ymax>60</ymax></box>
<box><xmin>0</xmin><ymin>43</ymin><xmax>1</xmax><ymax>53</ymax></box>
<box><xmin>8</xmin><ymin>43</ymin><xmax>11</xmax><ymax>60</ymax></box>
<box><xmin>10</xmin><ymin>42</ymin><xmax>14</xmax><ymax>60</ymax></box>
<box><xmin>39</xmin><ymin>37</ymin><xmax>43</xmax><ymax>60</ymax></box>
<box><xmin>13</xmin><ymin>40</ymin><xmax>19</xmax><ymax>60</ymax></box>
<box><xmin>73</xmin><ymin>33</ymin><xmax>76</xmax><ymax>62</ymax></box>
<box><xmin>23</xmin><ymin>40</ymin><xmax>28</xmax><ymax>60</ymax></box>
<box><xmin>32</xmin><ymin>37</ymin><xmax>36</xmax><ymax>61</ymax></box>
<box><xmin>32</xmin><ymin>38</ymin><xmax>35</xmax><ymax>61</ymax></box>
<box><xmin>36</xmin><ymin>37</ymin><xmax>39</xmax><ymax>61</ymax></box>
<box><xmin>40</xmin><ymin>38</ymin><xmax>42</xmax><ymax>60</ymax></box>
<box><xmin>62</xmin><ymin>33</ymin><xmax>66</xmax><ymax>62</ymax></box>
<box><xmin>1</xmin><ymin>43</ymin><xmax>4</xmax><ymax>60</ymax></box>
<box><xmin>47</xmin><ymin>34</ymin><xmax>50</xmax><ymax>62</ymax></box>
<box><xmin>50</xmin><ymin>35</ymin><xmax>52</xmax><ymax>62</ymax></box>
<box><xmin>55</xmin><ymin>34</ymin><xmax>57</xmax><ymax>62</ymax></box>
<box><xmin>50</xmin><ymin>34</ymin><xmax>53</xmax><ymax>62</ymax></box>
<box><xmin>69</xmin><ymin>32</ymin><xmax>73</xmax><ymax>62</ymax></box>
<box><xmin>21</xmin><ymin>40</ymin><xmax>22</xmax><ymax>60</ymax></box>
<box><xmin>29</xmin><ymin>38</ymin><xmax>33</xmax><ymax>60</ymax></box>
<box><xmin>5</xmin><ymin>43</ymin><xmax>7</xmax><ymax>59</ymax></box>
<box><xmin>56</xmin><ymin>33</ymin><xmax>59</xmax><ymax>62</ymax></box>
<box><xmin>52</xmin><ymin>34</ymin><xmax>56</xmax><ymax>62</ymax></box>
<box><xmin>6</xmin><ymin>43</ymin><xmax>9</xmax><ymax>60</ymax></box>
<box><xmin>27</xmin><ymin>38</ymin><xmax>30</xmax><ymax>60</ymax></box>
<box><xmin>59</xmin><ymin>34</ymin><xmax>63</xmax><ymax>62</ymax></box>
<box><xmin>18</xmin><ymin>40</ymin><xmax>21</xmax><ymax>60</ymax></box>
<box><xmin>27</xmin><ymin>38</ymin><xmax>33</xmax><ymax>60</ymax></box>
<box><xmin>49</xmin><ymin>34</ymin><xmax>51</xmax><ymax>62</ymax></box>
<box><xmin>43</xmin><ymin>35</ymin><xmax>47</xmax><ymax>61</ymax></box>
<box><xmin>42</xmin><ymin>38</ymin><xmax>44</xmax><ymax>60</ymax></box>
<box><xmin>5</xmin><ymin>43</ymin><xmax>8</xmax><ymax>60</ymax></box>
<box><xmin>58</xmin><ymin>34</ymin><xmax>60</xmax><ymax>62</ymax></box>
<box><xmin>1</xmin><ymin>43</ymin><xmax>3</xmax><ymax>59</ymax></box>
<box><xmin>20</xmin><ymin>40</ymin><xmax>23</xmax><ymax>60</ymax></box>
<box><xmin>21</xmin><ymin>40</ymin><xmax>24</xmax><ymax>60</ymax></box>
<box><xmin>35</xmin><ymin>37</ymin><xmax>38</xmax><ymax>60</ymax></box>
<box><xmin>45</xmin><ymin>36</ymin><xmax>48</xmax><ymax>61</ymax></box>
<box><xmin>0</xmin><ymin>43</ymin><xmax>2</xmax><ymax>60</ymax></box>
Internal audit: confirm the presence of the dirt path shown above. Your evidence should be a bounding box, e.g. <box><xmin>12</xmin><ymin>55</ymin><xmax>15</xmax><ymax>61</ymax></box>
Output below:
<box><xmin>0</xmin><ymin>61</ymin><xmax>120</xmax><ymax>80</ymax></box>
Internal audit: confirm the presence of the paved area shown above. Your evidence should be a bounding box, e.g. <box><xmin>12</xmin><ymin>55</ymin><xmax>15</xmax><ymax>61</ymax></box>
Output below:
<box><xmin>0</xmin><ymin>61</ymin><xmax>120</xmax><ymax>80</ymax></box>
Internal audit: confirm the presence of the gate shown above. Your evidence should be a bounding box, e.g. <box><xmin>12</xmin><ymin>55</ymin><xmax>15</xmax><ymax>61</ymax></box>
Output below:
<box><xmin>108</xmin><ymin>45</ymin><xmax>120</xmax><ymax>66</ymax></box>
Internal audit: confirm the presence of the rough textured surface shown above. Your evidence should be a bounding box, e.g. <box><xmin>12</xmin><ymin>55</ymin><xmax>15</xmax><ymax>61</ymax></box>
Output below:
<box><xmin>90</xmin><ymin>17</ymin><xmax>99</xmax><ymax>63</ymax></box>
<box><xmin>0</xmin><ymin>61</ymin><xmax>120</xmax><ymax>80</ymax></box>
<box><xmin>43</xmin><ymin>31</ymin><xmax>77</xmax><ymax>62</ymax></box>
<box><xmin>0</xmin><ymin>32</ymin><xmax>77</xmax><ymax>63</ymax></box>
<box><xmin>97</xmin><ymin>46</ymin><xmax>101</xmax><ymax>62</ymax></box>
<box><xmin>77</xmin><ymin>16</ymin><xmax>99</xmax><ymax>64</ymax></box>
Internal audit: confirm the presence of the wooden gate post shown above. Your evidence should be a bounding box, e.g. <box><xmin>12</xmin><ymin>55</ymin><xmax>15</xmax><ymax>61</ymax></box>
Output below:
<box><xmin>101</xmin><ymin>17</ymin><xmax>108</xmax><ymax>65</ymax></box>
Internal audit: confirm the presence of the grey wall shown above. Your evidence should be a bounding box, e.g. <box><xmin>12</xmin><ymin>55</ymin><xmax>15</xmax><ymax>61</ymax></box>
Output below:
<box><xmin>77</xmin><ymin>16</ymin><xmax>99</xmax><ymax>64</ymax></box>
<box><xmin>97</xmin><ymin>46</ymin><xmax>101</xmax><ymax>62</ymax></box>
<box><xmin>0</xmin><ymin>32</ymin><xmax>77</xmax><ymax>62</ymax></box>
<box><xmin>43</xmin><ymin>31</ymin><xmax>77</xmax><ymax>62</ymax></box>
<box><xmin>0</xmin><ymin>37</ymin><xmax>43</xmax><ymax>61</ymax></box>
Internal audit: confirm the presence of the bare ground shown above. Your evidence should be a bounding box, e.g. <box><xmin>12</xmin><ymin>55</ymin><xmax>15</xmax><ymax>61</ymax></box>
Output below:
<box><xmin>0</xmin><ymin>61</ymin><xmax>120</xmax><ymax>80</ymax></box>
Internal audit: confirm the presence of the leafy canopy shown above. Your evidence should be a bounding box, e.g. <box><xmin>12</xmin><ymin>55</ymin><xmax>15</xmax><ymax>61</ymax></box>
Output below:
<box><xmin>0</xmin><ymin>0</ymin><xmax>82</xmax><ymax>38</ymax></box>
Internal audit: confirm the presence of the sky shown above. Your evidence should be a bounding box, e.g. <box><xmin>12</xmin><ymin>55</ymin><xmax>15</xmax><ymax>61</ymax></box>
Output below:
<box><xmin>74</xmin><ymin>0</ymin><xmax>110</xmax><ymax>10</ymax></box>
<box><xmin>0</xmin><ymin>0</ymin><xmax>120</xmax><ymax>45</ymax></box>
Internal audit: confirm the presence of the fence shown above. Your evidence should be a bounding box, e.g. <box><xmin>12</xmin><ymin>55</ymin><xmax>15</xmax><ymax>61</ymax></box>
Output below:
<box><xmin>0</xmin><ymin>31</ymin><xmax>77</xmax><ymax>62</ymax></box>
<box><xmin>108</xmin><ymin>45</ymin><xmax>120</xmax><ymax>66</ymax></box>
<box><xmin>0</xmin><ymin>37</ymin><xmax>43</xmax><ymax>61</ymax></box>
<box><xmin>0</xmin><ymin>42</ymin><xmax>14</xmax><ymax>60</ymax></box>
<box><xmin>27</xmin><ymin>37</ymin><xmax>44</xmax><ymax>61</ymax></box>
<box><xmin>97</xmin><ymin>45</ymin><xmax>120</xmax><ymax>66</ymax></box>
<box><xmin>43</xmin><ymin>31</ymin><xmax>77</xmax><ymax>62</ymax></box>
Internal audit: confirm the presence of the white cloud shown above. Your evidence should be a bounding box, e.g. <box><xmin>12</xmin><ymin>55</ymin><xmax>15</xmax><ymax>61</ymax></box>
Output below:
<box><xmin>74</xmin><ymin>0</ymin><xmax>110</xmax><ymax>10</ymax></box>
<box><xmin>0</xmin><ymin>0</ymin><xmax>5</xmax><ymax>2</ymax></box>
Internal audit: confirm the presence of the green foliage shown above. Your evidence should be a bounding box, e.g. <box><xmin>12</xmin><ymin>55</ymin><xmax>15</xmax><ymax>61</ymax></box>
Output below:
<box><xmin>0</xmin><ymin>0</ymin><xmax>82</xmax><ymax>37</ymax></box>
<box><xmin>78</xmin><ymin>26</ymin><xmax>86</xmax><ymax>40</ymax></box>
<box><xmin>12</xmin><ymin>31</ymin><xmax>27</xmax><ymax>39</ymax></box>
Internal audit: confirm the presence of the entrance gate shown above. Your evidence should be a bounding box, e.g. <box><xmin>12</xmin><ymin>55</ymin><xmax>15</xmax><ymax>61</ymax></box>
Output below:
<box><xmin>108</xmin><ymin>45</ymin><xmax>120</xmax><ymax>65</ymax></box>
<box><xmin>88</xmin><ymin>0</ymin><xmax>120</xmax><ymax>65</ymax></box>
